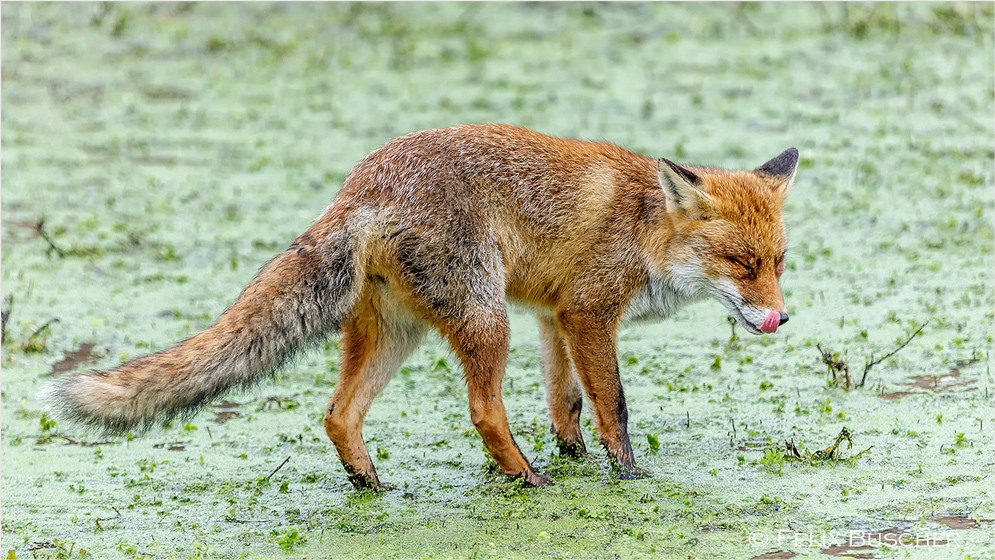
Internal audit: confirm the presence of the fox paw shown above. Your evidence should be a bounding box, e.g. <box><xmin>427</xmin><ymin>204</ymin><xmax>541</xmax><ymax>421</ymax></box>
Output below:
<box><xmin>519</xmin><ymin>469</ymin><xmax>554</xmax><ymax>488</ymax></box>
<box><xmin>348</xmin><ymin>473</ymin><xmax>395</xmax><ymax>492</ymax></box>
<box><xmin>557</xmin><ymin>440</ymin><xmax>589</xmax><ymax>460</ymax></box>
<box><xmin>607</xmin><ymin>454</ymin><xmax>652</xmax><ymax>480</ymax></box>
<box><xmin>611</xmin><ymin>464</ymin><xmax>652</xmax><ymax>480</ymax></box>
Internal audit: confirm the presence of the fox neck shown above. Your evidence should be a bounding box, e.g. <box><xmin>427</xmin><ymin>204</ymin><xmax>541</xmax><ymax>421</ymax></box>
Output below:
<box><xmin>625</xmin><ymin>197</ymin><xmax>710</xmax><ymax>324</ymax></box>
<box><xmin>621</xmin><ymin>268</ymin><xmax>706</xmax><ymax>324</ymax></box>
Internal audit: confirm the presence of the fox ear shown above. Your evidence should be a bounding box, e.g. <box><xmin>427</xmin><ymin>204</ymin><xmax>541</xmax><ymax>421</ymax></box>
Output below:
<box><xmin>754</xmin><ymin>148</ymin><xmax>798</xmax><ymax>199</ymax></box>
<box><xmin>658</xmin><ymin>158</ymin><xmax>714</xmax><ymax>220</ymax></box>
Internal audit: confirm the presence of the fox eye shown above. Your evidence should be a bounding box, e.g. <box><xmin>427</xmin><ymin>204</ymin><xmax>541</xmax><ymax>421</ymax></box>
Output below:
<box><xmin>728</xmin><ymin>257</ymin><xmax>755</xmax><ymax>278</ymax></box>
<box><xmin>774</xmin><ymin>250</ymin><xmax>787</xmax><ymax>276</ymax></box>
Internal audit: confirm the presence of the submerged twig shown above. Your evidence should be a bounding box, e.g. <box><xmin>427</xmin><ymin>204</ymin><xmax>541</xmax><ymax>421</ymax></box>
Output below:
<box><xmin>859</xmin><ymin>322</ymin><xmax>927</xmax><ymax>387</ymax></box>
<box><xmin>816</xmin><ymin>343</ymin><xmax>851</xmax><ymax>389</ymax></box>
<box><xmin>22</xmin><ymin>318</ymin><xmax>60</xmax><ymax>353</ymax></box>
<box><xmin>811</xmin><ymin>426</ymin><xmax>855</xmax><ymax>460</ymax></box>
<box><xmin>47</xmin><ymin>434</ymin><xmax>115</xmax><ymax>447</ymax></box>
<box><xmin>815</xmin><ymin>322</ymin><xmax>927</xmax><ymax>390</ymax></box>
<box><xmin>35</xmin><ymin>217</ymin><xmax>67</xmax><ymax>258</ymax></box>
<box><xmin>762</xmin><ymin>427</ymin><xmax>872</xmax><ymax>472</ymax></box>
<box><xmin>266</xmin><ymin>456</ymin><xmax>291</xmax><ymax>480</ymax></box>
<box><xmin>1</xmin><ymin>294</ymin><xmax>12</xmax><ymax>344</ymax></box>
<box><xmin>784</xmin><ymin>439</ymin><xmax>803</xmax><ymax>460</ymax></box>
<box><xmin>726</xmin><ymin>315</ymin><xmax>739</xmax><ymax>347</ymax></box>
<box><xmin>94</xmin><ymin>506</ymin><xmax>121</xmax><ymax>529</ymax></box>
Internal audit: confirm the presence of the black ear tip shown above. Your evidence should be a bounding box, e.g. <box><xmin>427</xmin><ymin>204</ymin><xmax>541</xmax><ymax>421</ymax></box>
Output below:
<box><xmin>778</xmin><ymin>148</ymin><xmax>799</xmax><ymax>164</ymax></box>
<box><xmin>757</xmin><ymin>148</ymin><xmax>799</xmax><ymax>177</ymax></box>
<box><xmin>659</xmin><ymin>158</ymin><xmax>701</xmax><ymax>186</ymax></box>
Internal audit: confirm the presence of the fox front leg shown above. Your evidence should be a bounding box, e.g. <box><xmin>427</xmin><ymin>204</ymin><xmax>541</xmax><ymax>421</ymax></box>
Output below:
<box><xmin>557</xmin><ymin>309</ymin><xmax>650</xmax><ymax>480</ymax></box>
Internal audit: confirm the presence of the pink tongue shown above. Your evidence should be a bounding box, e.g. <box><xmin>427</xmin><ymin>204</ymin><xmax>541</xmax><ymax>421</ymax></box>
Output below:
<box><xmin>759</xmin><ymin>311</ymin><xmax>780</xmax><ymax>334</ymax></box>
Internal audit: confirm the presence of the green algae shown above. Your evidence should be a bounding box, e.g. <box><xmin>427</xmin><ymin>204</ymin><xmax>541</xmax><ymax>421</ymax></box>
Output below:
<box><xmin>2</xmin><ymin>3</ymin><xmax>993</xmax><ymax>559</ymax></box>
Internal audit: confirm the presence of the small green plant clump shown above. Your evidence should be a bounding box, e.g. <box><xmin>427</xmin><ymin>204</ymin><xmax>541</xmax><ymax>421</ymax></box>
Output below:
<box><xmin>762</xmin><ymin>427</ymin><xmax>873</xmax><ymax>474</ymax></box>
<box><xmin>275</xmin><ymin>526</ymin><xmax>304</xmax><ymax>550</ymax></box>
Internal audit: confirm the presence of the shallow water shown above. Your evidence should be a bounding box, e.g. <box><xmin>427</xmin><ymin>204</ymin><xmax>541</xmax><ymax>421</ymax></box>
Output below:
<box><xmin>2</xmin><ymin>3</ymin><xmax>993</xmax><ymax>559</ymax></box>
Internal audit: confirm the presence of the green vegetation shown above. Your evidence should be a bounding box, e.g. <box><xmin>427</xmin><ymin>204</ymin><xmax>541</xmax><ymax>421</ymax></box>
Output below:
<box><xmin>3</xmin><ymin>3</ymin><xmax>992</xmax><ymax>559</ymax></box>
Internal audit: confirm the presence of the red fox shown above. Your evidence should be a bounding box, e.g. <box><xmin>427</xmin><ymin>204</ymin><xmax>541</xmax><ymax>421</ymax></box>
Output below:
<box><xmin>46</xmin><ymin>124</ymin><xmax>796</xmax><ymax>489</ymax></box>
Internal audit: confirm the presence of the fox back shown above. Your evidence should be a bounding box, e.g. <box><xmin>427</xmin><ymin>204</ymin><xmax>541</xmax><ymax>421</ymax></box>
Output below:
<box><xmin>330</xmin><ymin>124</ymin><xmax>794</xmax><ymax>331</ymax></box>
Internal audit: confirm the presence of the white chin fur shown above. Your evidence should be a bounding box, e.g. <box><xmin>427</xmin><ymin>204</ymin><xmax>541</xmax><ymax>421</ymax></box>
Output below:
<box><xmin>734</xmin><ymin>313</ymin><xmax>764</xmax><ymax>334</ymax></box>
<box><xmin>710</xmin><ymin>280</ymin><xmax>772</xmax><ymax>335</ymax></box>
<box><xmin>660</xmin><ymin>263</ymin><xmax>772</xmax><ymax>335</ymax></box>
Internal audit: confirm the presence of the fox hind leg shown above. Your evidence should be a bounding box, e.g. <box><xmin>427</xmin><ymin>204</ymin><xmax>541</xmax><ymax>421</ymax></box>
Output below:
<box><xmin>442</xmin><ymin>303</ymin><xmax>552</xmax><ymax>487</ymax></box>
<box><xmin>323</xmin><ymin>290</ymin><xmax>424</xmax><ymax>490</ymax></box>
<box><xmin>538</xmin><ymin>314</ymin><xmax>587</xmax><ymax>459</ymax></box>
<box><xmin>390</xmin><ymin>222</ymin><xmax>550</xmax><ymax>486</ymax></box>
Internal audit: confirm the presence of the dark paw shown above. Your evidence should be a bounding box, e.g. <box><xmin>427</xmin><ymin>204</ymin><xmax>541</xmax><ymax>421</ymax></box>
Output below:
<box><xmin>606</xmin><ymin>452</ymin><xmax>651</xmax><ymax>480</ymax></box>
<box><xmin>519</xmin><ymin>469</ymin><xmax>554</xmax><ymax>488</ymax></box>
<box><xmin>348</xmin><ymin>472</ymin><xmax>394</xmax><ymax>492</ymax></box>
<box><xmin>611</xmin><ymin>464</ymin><xmax>652</xmax><ymax>480</ymax></box>
<box><xmin>557</xmin><ymin>440</ymin><xmax>589</xmax><ymax>460</ymax></box>
<box><xmin>370</xmin><ymin>481</ymin><xmax>396</xmax><ymax>492</ymax></box>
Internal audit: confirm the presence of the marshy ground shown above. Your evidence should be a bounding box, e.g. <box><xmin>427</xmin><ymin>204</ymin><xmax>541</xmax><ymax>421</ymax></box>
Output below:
<box><xmin>2</xmin><ymin>3</ymin><xmax>992</xmax><ymax>559</ymax></box>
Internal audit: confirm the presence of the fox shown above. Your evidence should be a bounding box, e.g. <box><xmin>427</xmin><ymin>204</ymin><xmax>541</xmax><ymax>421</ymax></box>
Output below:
<box><xmin>45</xmin><ymin>124</ymin><xmax>797</xmax><ymax>489</ymax></box>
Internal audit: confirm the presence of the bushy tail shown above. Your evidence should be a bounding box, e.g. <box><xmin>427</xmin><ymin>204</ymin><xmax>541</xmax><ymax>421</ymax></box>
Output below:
<box><xmin>44</xmin><ymin>226</ymin><xmax>364</xmax><ymax>433</ymax></box>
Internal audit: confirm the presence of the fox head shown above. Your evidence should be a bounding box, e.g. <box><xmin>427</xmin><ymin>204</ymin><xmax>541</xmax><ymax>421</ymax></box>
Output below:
<box><xmin>656</xmin><ymin>149</ymin><xmax>798</xmax><ymax>335</ymax></box>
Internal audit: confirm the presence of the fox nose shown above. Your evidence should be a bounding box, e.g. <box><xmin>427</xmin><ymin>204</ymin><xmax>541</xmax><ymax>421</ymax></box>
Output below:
<box><xmin>779</xmin><ymin>312</ymin><xmax>789</xmax><ymax>326</ymax></box>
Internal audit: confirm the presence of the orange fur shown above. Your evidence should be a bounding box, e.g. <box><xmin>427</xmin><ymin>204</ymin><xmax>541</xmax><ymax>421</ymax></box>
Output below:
<box><xmin>46</xmin><ymin>124</ymin><xmax>797</xmax><ymax>489</ymax></box>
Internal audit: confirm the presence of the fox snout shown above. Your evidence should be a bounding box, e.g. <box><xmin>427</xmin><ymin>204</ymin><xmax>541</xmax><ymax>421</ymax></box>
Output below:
<box><xmin>721</xmin><ymin>303</ymin><xmax>789</xmax><ymax>336</ymax></box>
<box><xmin>708</xmin><ymin>279</ymin><xmax>789</xmax><ymax>335</ymax></box>
<box><xmin>759</xmin><ymin>311</ymin><xmax>789</xmax><ymax>334</ymax></box>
